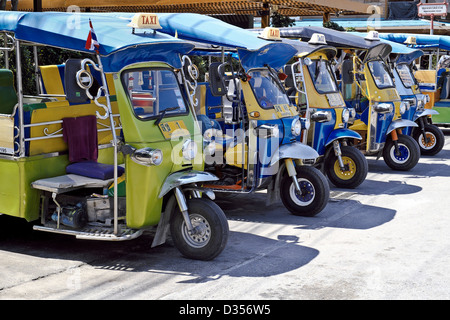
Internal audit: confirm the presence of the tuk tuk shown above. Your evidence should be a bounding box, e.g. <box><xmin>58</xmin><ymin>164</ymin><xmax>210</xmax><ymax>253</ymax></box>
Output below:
<box><xmin>154</xmin><ymin>14</ymin><xmax>330</xmax><ymax>217</ymax></box>
<box><xmin>388</xmin><ymin>41</ymin><xmax>445</xmax><ymax>155</ymax></box>
<box><xmin>379</xmin><ymin>33</ymin><xmax>450</xmax><ymax>128</ymax></box>
<box><xmin>282</xmin><ymin>27</ymin><xmax>420</xmax><ymax>171</ymax></box>
<box><xmin>0</xmin><ymin>12</ymin><xmax>229</xmax><ymax>261</ymax></box>
<box><xmin>278</xmin><ymin>34</ymin><xmax>368</xmax><ymax>189</ymax></box>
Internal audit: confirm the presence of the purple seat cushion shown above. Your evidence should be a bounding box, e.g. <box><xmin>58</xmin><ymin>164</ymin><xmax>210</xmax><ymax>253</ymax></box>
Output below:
<box><xmin>66</xmin><ymin>161</ymin><xmax>124</xmax><ymax>180</ymax></box>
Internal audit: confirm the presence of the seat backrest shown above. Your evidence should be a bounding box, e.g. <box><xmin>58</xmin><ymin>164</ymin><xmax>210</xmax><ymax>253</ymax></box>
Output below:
<box><xmin>0</xmin><ymin>69</ymin><xmax>18</xmax><ymax>115</ymax></box>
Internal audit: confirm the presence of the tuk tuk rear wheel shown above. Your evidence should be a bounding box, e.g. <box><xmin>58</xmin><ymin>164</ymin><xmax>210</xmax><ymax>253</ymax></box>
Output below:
<box><xmin>170</xmin><ymin>198</ymin><xmax>229</xmax><ymax>261</ymax></box>
<box><xmin>280</xmin><ymin>166</ymin><xmax>330</xmax><ymax>217</ymax></box>
<box><xmin>324</xmin><ymin>146</ymin><xmax>368</xmax><ymax>189</ymax></box>
<box><xmin>413</xmin><ymin>124</ymin><xmax>444</xmax><ymax>156</ymax></box>
<box><xmin>382</xmin><ymin>134</ymin><xmax>420</xmax><ymax>171</ymax></box>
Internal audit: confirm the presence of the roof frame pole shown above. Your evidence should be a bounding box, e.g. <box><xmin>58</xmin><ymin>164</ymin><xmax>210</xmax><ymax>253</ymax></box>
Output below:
<box><xmin>3</xmin><ymin>34</ymin><xmax>8</xmax><ymax>69</ymax></box>
<box><xmin>33</xmin><ymin>45</ymin><xmax>41</xmax><ymax>95</ymax></box>
<box><xmin>15</xmin><ymin>39</ymin><xmax>25</xmax><ymax>157</ymax></box>
<box><xmin>261</xmin><ymin>2</ymin><xmax>270</xmax><ymax>28</ymax></box>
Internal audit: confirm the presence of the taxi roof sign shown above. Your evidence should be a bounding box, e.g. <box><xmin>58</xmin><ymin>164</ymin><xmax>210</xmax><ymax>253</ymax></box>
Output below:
<box><xmin>128</xmin><ymin>13</ymin><xmax>162</xmax><ymax>30</ymax></box>
<box><xmin>365</xmin><ymin>30</ymin><xmax>380</xmax><ymax>41</ymax></box>
<box><xmin>258</xmin><ymin>27</ymin><xmax>281</xmax><ymax>41</ymax></box>
<box><xmin>404</xmin><ymin>36</ymin><xmax>417</xmax><ymax>45</ymax></box>
<box><xmin>308</xmin><ymin>33</ymin><xmax>327</xmax><ymax>45</ymax></box>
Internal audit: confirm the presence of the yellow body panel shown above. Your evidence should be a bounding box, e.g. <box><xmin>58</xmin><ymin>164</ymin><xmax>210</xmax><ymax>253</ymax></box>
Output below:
<box><xmin>0</xmin><ymin>116</ymin><xmax>14</xmax><ymax>153</ymax></box>
<box><xmin>28</xmin><ymin>98</ymin><xmax>120</xmax><ymax>156</ymax></box>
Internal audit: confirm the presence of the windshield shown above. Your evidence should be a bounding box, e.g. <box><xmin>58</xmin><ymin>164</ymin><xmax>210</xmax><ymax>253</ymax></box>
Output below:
<box><xmin>122</xmin><ymin>68</ymin><xmax>188</xmax><ymax>120</ymax></box>
<box><xmin>395</xmin><ymin>64</ymin><xmax>415</xmax><ymax>88</ymax></box>
<box><xmin>248</xmin><ymin>69</ymin><xmax>290</xmax><ymax>109</ymax></box>
<box><xmin>368</xmin><ymin>60</ymin><xmax>395</xmax><ymax>89</ymax></box>
<box><xmin>306</xmin><ymin>59</ymin><xmax>338</xmax><ymax>94</ymax></box>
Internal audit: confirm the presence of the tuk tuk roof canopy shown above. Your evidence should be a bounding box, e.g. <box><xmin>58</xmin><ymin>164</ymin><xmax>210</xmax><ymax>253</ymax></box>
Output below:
<box><xmin>0</xmin><ymin>11</ymin><xmax>195</xmax><ymax>72</ymax></box>
<box><xmin>252</xmin><ymin>28</ymin><xmax>337</xmax><ymax>59</ymax></box>
<box><xmin>350</xmin><ymin>32</ymin><xmax>424</xmax><ymax>65</ymax></box>
<box><xmin>148</xmin><ymin>12</ymin><xmax>299</xmax><ymax>71</ymax></box>
<box><xmin>378</xmin><ymin>33</ymin><xmax>450</xmax><ymax>52</ymax></box>
<box><xmin>276</xmin><ymin>26</ymin><xmax>392</xmax><ymax>60</ymax></box>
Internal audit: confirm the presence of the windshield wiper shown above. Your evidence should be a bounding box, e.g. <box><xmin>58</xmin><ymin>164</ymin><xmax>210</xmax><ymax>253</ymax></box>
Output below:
<box><xmin>154</xmin><ymin>106</ymin><xmax>180</xmax><ymax>126</ymax></box>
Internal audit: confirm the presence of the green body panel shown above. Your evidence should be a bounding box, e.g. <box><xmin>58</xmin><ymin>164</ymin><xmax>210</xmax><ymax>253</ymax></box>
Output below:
<box><xmin>114</xmin><ymin>62</ymin><xmax>204</xmax><ymax>229</ymax></box>
<box><xmin>0</xmin><ymin>155</ymin><xmax>67</xmax><ymax>221</ymax></box>
<box><xmin>0</xmin><ymin>147</ymin><xmax>118</xmax><ymax>221</ymax></box>
<box><xmin>432</xmin><ymin>106</ymin><xmax>450</xmax><ymax>124</ymax></box>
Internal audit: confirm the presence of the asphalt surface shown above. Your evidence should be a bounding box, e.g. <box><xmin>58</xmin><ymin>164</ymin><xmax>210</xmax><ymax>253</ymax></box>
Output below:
<box><xmin>1</xmin><ymin>129</ymin><xmax>450</xmax><ymax>301</ymax></box>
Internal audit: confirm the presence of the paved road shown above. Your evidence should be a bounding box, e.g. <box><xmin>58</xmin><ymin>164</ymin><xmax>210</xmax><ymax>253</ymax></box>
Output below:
<box><xmin>1</xmin><ymin>129</ymin><xmax>450</xmax><ymax>301</ymax></box>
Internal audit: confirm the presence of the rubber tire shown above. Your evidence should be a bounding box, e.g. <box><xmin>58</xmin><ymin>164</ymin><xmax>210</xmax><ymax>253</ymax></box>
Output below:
<box><xmin>412</xmin><ymin>124</ymin><xmax>445</xmax><ymax>156</ymax></box>
<box><xmin>170</xmin><ymin>198</ymin><xmax>229</xmax><ymax>261</ymax></box>
<box><xmin>280</xmin><ymin>165</ymin><xmax>330</xmax><ymax>217</ymax></box>
<box><xmin>382</xmin><ymin>134</ymin><xmax>420</xmax><ymax>171</ymax></box>
<box><xmin>324</xmin><ymin>145</ymin><xmax>368</xmax><ymax>189</ymax></box>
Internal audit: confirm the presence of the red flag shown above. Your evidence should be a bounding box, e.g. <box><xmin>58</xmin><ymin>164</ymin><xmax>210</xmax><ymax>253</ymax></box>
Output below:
<box><xmin>85</xmin><ymin>19</ymin><xmax>99</xmax><ymax>53</ymax></box>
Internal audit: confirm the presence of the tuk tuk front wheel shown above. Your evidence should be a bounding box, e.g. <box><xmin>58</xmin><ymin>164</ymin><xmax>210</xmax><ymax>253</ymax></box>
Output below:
<box><xmin>280</xmin><ymin>166</ymin><xmax>330</xmax><ymax>217</ymax></box>
<box><xmin>382</xmin><ymin>134</ymin><xmax>420</xmax><ymax>171</ymax></box>
<box><xmin>324</xmin><ymin>145</ymin><xmax>368</xmax><ymax>189</ymax></box>
<box><xmin>170</xmin><ymin>198</ymin><xmax>229</xmax><ymax>261</ymax></box>
<box><xmin>413</xmin><ymin>124</ymin><xmax>445</xmax><ymax>156</ymax></box>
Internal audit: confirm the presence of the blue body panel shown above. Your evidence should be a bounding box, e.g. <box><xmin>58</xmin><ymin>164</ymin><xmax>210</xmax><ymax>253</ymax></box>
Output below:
<box><xmin>375</xmin><ymin>106</ymin><xmax>395</xmax><ymax>144</ymax></box>
<box><xmin>325</xmin><ymin>128</ymin><xmax>362</xmax><ymax>147</ymax></box>
<box><xmin>312</xmin><ymin>109</ymin><xmax>336</xmax><ymax>155</ymax></box>
<box><xmin>400</xmin><ymin>94</ymin><xmax>417</xmax><ymax>136</ymax></box>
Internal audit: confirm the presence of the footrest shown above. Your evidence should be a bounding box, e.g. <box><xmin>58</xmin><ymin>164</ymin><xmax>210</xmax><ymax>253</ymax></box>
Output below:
<box><xmin>33</xmin><ymin>224</ymin><xmax>143</xmax><ymax>241</ymax></box>
<box><xmin>31</xmin><ymin>174</ymin><xmax>113</xmax><ymax>194</ymax></box>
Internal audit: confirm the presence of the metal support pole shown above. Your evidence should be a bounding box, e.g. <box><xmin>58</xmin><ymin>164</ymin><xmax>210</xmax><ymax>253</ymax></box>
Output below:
<box><xmin>15</xmin><ymin>40</ymin><xmax>25</xmax><ymax>157</ymax></box>
<box><xmin>96</xmin><ymin>54</ymin><xmax>119</xmax><ymax>235</ymax></box>
<box><xmin>430</xmin><ymin>14</ymin><xmax>434</xmax><ymax>35</ymax></box>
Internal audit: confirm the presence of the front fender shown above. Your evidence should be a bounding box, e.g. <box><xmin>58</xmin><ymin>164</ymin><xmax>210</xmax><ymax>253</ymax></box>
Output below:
<box><xmin>387</xmin><ymin>119</ymin><xmax>418</xmax><ymax>135</ymax></box>
<box><xmin>325</xmin><ymin>128</ymin><xmax>362</xmax><ymax>147</ymax></box>
<box><xmin>413</xmin><ymin>109</ymin><xmax>439</xmax><ymax>121</ymax></box>
<box><xmin>270</xmin><ymin>142</ymin><xmax>319</xmax><ymax>166</ymax></box>
<box><xmin>158</xmin><ymin>170</ymin><xmax>219</xmax><ymax>198</ymax></box>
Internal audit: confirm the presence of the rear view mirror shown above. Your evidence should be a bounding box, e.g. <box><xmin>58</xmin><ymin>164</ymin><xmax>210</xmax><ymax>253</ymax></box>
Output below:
<box><xmin>284</xmin><ymin>64</ymin><xmax>295</xmax><ymax>88</ymax></box>
<box><xmin>342</xmin><ymin>60</ymin><xmax>354</xmax><ymax>85</ymax></box>
<box><xmin>208</xmin><ymin>62</ymin><xmax>227</xmax><ymax>97</ymax></box>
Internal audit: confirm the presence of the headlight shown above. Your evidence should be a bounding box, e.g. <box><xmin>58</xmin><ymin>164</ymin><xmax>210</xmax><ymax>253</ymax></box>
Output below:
<box><xmin>310</xmin><ymin>110</ymin><xmax>332</xmax><ymax>122</ymax></box>
<box><xmin>203</xmin><ymin>140</ymin><xmax>216</xmax><ymax>156</ymax></box>
<box><xmin>373</xmin><ymin>103</ymin><xmax>393</xmax><ymax>114</ymax></box>
<box><xmin>291</xmin><ymin>117</ymin><xmax>302</xmax><ymax>136</ymax></box>
<box><xmin>399</xmin><ymin>101</ymin><xmax>409</xmax><ymax>114</ymax></box>
<box><xmin>254</xmin><ymin>124</ymin><xmax>279</xmax><ymax>139</ymax></box>
<box><xmin>300</xmin><ymin>117</ymin><xmax>310</xmax><ymax>130</ymax></box>
<box><xmin>342</xmin><ymin>108</ymin><xmax>350</xmax><ymax>123</ymax></box>
<box><xmin>131</xmin><ymin>148</ymin><xmax>163</xmax><ymax>166</ymax></box>
<box><xmin>182</xmin><ymin>139</ymin><xmax>198</xmax><ymax>161</ymax></box>
<box><xmin>417</xmin><ymin>99</ymin><xmax>424</xmax><ymax>109</ymax></box>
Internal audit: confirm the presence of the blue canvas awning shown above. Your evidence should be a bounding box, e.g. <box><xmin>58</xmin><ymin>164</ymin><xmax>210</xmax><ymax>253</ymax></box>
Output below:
<box><xmin>148</xmin><ymin>13</ymin><xmax>298</xmax><ymax>71</ymax></box>
<box><xmin>378</xmin><ymin>33</ymin><xmax>450</xmax><ymax>52</ymax></box>
<box><xmin>0</xmin><ymin>11</ymin><xmax>195</xmax><ymax>72</ymax></box>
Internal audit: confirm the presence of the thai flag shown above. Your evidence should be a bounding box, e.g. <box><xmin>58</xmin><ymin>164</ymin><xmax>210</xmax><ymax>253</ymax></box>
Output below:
<box><xmin>85</xmin><ymin>19</ymin><xmax>99</xmax><ymax>53</ymax></box>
